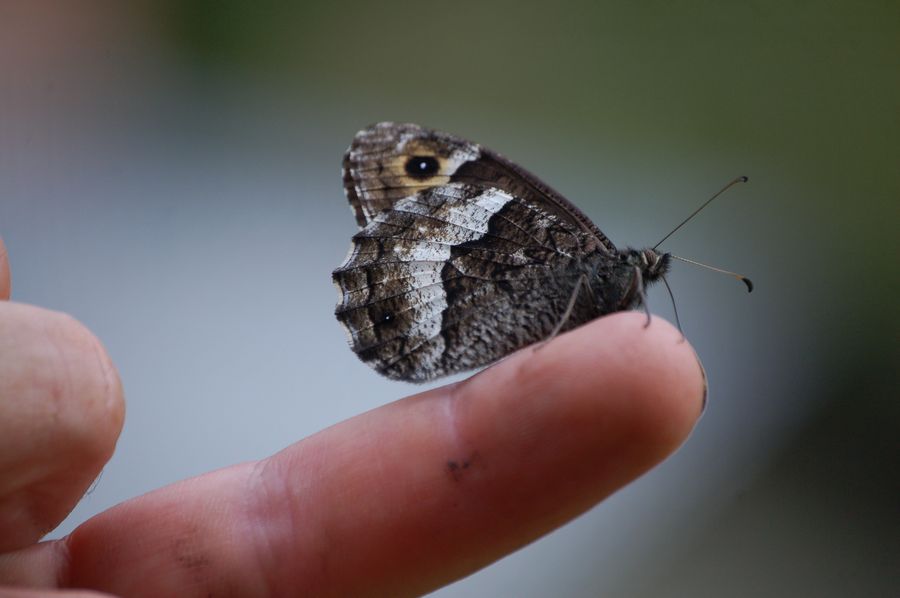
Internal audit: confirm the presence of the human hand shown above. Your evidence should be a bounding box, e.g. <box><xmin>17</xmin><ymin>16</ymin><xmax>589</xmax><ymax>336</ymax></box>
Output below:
<box><xmin>0</xmin><ymin>234</ymin><xmax>704</xmax><ymax>597</ymax></box>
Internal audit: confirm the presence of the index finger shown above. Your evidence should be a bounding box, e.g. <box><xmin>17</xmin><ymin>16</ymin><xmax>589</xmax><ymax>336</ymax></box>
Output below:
<box><xmin>3</xmin><ymin>313</ymin><xmax>704</xmax><ymax>596</ymax></box>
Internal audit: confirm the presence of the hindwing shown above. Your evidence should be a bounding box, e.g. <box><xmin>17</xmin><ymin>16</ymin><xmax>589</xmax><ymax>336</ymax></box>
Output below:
<box><xmin>332</xmin><ymin>182</ymin><xmax>602</xmax><ymax>381</ymax></box>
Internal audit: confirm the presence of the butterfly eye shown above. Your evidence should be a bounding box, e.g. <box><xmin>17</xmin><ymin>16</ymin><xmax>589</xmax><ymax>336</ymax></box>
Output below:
<box><xmin>405</xmin><ymin>156</ymin><xmax>440</xmax><ymax>179</ymax></box>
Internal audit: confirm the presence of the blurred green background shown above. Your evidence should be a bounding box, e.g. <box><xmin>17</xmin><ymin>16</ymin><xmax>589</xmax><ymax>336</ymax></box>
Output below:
<box><xmin>1</xmin><ymin>1</ymin><xmax>897</xmax><ymax>596</ymax></box>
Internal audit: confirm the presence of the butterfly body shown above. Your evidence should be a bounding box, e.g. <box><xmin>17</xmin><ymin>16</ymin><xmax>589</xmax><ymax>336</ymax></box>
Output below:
<box><xmin>333</xmin><ymin>123</ymin><xmax>670</xmax><ymax>382</ymax></box>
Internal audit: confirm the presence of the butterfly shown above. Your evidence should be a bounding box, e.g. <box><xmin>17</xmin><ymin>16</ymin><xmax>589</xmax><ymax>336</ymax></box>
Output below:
<box><xmin>332</xmin><ymin>122</ymin><xmax>748</xmax><ymax>382</ymax></box>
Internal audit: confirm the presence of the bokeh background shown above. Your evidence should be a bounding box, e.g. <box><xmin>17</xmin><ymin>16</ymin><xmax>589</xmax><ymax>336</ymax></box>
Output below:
<box><xmin>2</xmin><ymin>1</ymin><xmax>897</xmax><ymax>596</ymax></box>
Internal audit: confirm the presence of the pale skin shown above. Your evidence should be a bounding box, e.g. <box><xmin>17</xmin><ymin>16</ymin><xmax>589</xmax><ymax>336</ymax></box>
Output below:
<box><xmin>0</xmin><ymin>235</ymin><xmax>705</xmax><ymax>597</ymax></box>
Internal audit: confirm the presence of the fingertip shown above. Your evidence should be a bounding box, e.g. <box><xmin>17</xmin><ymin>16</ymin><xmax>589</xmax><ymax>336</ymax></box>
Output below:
<box><xmin>0</xmin><ymin>236</ymin><xmax>10</xmax><ymax>300</ymax></box>
<box><xmin>459</xmin><ymin>311</ymin><xmax>704</xmax><ymax>485</ymax></box>
<box><xmin>0</xmin><ymin>304</ymin><xmax>124</xmax><ymax>549</ymax></box>
<box><xmin>46</xmin><ymin>309</ymin><xmax>126</xmax><ymax>465</ymax></box>
<box><xmin>531</xmin><ymin>311</ymin><xmax>705</xmax><ymax>452</ymax></box>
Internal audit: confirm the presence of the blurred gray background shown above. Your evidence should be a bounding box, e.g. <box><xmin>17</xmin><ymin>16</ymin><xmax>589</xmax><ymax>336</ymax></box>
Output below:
<box><xmin>1</xmin><ymin>1</ymin><xmax>897</xmax><ymax>596</ymax></box>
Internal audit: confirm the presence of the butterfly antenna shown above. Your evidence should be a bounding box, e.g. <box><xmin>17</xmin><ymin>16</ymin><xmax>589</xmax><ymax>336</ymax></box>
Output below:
<box><xmin>670</xmin><ymin>255</ymin><xmax>754</xmax><ymax>292</ymax></box>
<box><xmin>653</xmin><ymin>176</ymin><xmax>748</xmax><ymax>250</ymax></box>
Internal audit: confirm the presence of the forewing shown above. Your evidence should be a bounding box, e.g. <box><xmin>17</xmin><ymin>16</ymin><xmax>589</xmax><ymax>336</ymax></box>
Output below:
<box><xmin>342</xmin><ymin>122</ymin><xmax>617</xmax><ymax>254</ymax></box>
<box><xmin>342</xmin><ymin>122</ymin><xmax>481</xmax><ymax>227</ymax></box>
<box><xmin>332</xmin><ymin>182</ymin><xmax>600</xmax><ymax>382</ymax></box>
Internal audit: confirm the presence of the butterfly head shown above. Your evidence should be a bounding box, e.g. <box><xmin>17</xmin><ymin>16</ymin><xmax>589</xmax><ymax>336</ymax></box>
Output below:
<box><xmin>621</xmin><ymin>248</ymin><xmax>671</xmax><ymax>283</ymax></box>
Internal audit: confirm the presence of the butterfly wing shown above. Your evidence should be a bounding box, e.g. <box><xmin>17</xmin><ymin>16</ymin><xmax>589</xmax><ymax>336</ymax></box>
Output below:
<box><xmin>333</xmin><ymin>182</ymin><xmax>604</xmax><ymax>381</ymax></box>
<box><xmin>343</xmin><ymin>122</ymin><xmax>617</xmax><ymax>254</ymax></box>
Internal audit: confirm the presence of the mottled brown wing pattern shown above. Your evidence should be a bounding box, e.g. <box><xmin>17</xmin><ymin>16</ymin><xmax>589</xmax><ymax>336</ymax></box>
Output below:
<box><xmin>333</xmin><ymin>182</ymin><xmax>603</xmax><ymax>381</ymax></box>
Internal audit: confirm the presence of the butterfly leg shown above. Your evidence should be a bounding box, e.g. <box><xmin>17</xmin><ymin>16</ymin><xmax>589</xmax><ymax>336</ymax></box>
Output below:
<box><xmin>535</xmin><ymin>272</ymin><xmax>588</xmax><ymax>351</ymax></box>
<box><xmin>633</xmin><ymin>266</ymin><xmax>652</xmax><ymax>328</ymax></box>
